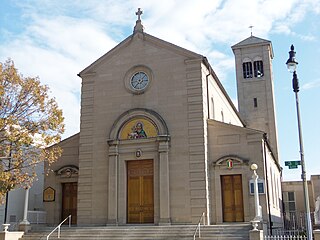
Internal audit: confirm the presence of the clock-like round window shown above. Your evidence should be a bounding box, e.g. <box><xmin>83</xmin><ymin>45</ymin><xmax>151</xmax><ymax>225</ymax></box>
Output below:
<box><xmin>124</xmin><ymin>66</ymin><xmax>153</xmax><ymax>94</ymax></box>
<box><xmin>130</xmin><ymin>72</ymin><xmax>149</xmax><ymax>91</ymax></box>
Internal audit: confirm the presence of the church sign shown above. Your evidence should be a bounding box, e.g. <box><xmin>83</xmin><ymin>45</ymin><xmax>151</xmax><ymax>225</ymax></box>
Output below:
<box><xmin>43</xmin><ymin>187</ymin><xmax>55</xmax><ymax>202</ymax></box>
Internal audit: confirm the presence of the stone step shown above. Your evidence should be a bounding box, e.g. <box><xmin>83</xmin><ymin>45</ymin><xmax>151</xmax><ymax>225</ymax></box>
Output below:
<box><xmin>20</xmin><ymin>224</ymin><xmax>251</xmax><ymax>240</ymax></box>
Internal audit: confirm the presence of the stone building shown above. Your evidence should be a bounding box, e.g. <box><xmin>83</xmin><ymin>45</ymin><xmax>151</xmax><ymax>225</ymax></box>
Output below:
<box><xmin>44</xmin><ymin>10</ymin><xmax>282</xmax><ymax>230</ymax></box>
<box><xmin>282</xmin><ymin>175</ymin><xmax>320</xmax><ymax>228</ymax></box>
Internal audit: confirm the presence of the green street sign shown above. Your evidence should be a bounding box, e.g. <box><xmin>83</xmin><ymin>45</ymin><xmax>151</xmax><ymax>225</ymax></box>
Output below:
<box><xmin>285</xmin><ymin>160</ymin><xmax>301</xmax><ymax>169</ymax></box>
<box><xmin>288</xmin><ymin>165</ymin><xmax>298</xmax><ymax>169</ymax></box>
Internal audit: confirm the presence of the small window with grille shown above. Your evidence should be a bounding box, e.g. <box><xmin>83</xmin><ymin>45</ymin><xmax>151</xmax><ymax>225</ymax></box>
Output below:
<box><xmin>10</xmin><ymin>215</ymin><xmax>16</xmax><ymax>222</ymax></box>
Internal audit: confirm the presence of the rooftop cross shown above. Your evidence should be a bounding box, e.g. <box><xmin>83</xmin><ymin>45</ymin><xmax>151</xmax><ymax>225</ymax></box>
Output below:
<box><xmin>249</xmin><ymin>25</ymin><xmax>254</xmax><ymax>36</ymax></box>
<box><xmin>133</xmin><ymin>8</ymin><xmax>144</xmax><ymax>33</ymax></box>
<box><xmin>136</xmin><ymin>8</ymin><xmax>143</xmax><ymax>21</ymax></box>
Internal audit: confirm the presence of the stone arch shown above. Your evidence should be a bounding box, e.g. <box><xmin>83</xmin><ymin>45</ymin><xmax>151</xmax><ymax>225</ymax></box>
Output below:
<box><xmin>242</xmin><ymin>57</ymin><xmax>252</xmax><ymax>63</ymax></box>
<box><xmin>213</xmin><ymin>155</ymin><xmax>249</xmax><ymax>167</ymax></box>
<box><xmin>253</xmin><ymin>56</ymin><xmax>263</xmax><ymax>61</ymax></box>
<box><xmin>56</xmin><ymin>165</ymin><xmax>79</xmax><ymax>175</ymax></box>
<box><xmin>107</xmin><ymin>108</ymin><xmax>171</xmax><ymax>225</ymax></box>
<box><xmin>109</xmin><ymin>108</ymin><xmax>169</xmax><ymax>140</ymax></box>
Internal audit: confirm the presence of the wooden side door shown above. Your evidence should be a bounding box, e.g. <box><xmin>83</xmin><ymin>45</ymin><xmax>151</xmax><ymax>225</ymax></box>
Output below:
<box><xmin>221</xmin><ymin>175</ymin><xmax>244</xmax><ymax>222</ymax></box>
<box><xmin>127</xmin><ymin>160</ymin><xmax>154</xmax><ymax>224</ymax></box>
<box><xmin>62</xmin><ymin>182</ymin><xmax>77</xmax><ymax>224</ymax></box>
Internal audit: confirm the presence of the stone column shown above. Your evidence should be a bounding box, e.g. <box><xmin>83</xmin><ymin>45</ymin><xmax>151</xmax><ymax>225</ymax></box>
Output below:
<box><xmin>158</xmin><ymin>135</ymin><xmax>171</xmax><ymax>225</ymax></box>
<box><xmin>107</xmin><ymin>140</ymin><xmax>119</xmax><ymax>225</ymax></box>
<box><xmin>19</xmin><ymin>188</ymin><xmax>31</xmax><ymax>232</ymax></box>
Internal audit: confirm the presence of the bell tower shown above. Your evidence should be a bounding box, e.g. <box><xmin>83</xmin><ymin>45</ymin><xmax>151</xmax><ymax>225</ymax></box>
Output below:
<box><xmin>232</xmin><ymin>36</ymin><xmax>279</xmax><ymax>160</ymax></box>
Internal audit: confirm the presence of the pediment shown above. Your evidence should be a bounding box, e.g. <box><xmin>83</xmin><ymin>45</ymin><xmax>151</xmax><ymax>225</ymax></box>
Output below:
<box><xmin>56</xmin><ymin>165</ymin><xmax>79</xmax><ymax>178</ymax></box>
<box><xmin>232</xmin><ymin>35</ymin><xmax>271</xmax><ymax>48</ymax></box>
<box><xmin>213</xmin><ymin>155</ymin><xmax>249</xmax><ymax>167</ymax></box>
<box><xmin>78</xmin><ymin>31</ymin><xmax>203</xmax><ymax>77</ymax></box>
<box><xmin>232</xmin><ymin>35</ymin><xmax>273</xmax><ymax>58</ymax></box>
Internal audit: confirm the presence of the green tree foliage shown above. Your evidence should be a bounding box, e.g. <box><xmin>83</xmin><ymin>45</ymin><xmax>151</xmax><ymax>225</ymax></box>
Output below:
<box><xmin>0</xmin><ymin>59</ymin><xmax>64</xmax><ymax>203</ymax></box>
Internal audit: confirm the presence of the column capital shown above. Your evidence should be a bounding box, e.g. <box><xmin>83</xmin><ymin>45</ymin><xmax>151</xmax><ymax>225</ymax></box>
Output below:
<box><xmin>157</xmin><ymin>135</ymin><xmax>170</xmax><ymax>153</ymax></box>
<box><xmin>157</xmin><ymin>135</ymin><xmax>170</xmax><ymax>142</ymax></box>
<box><xmin>108</xmin><ymin>139</ymin><xmax>119</xmax><ymax>156</ymax></box>
<box><xmin>107</xmin><ymin>139</ymin><xmax>119</xmax><ymax>146</ymax></box>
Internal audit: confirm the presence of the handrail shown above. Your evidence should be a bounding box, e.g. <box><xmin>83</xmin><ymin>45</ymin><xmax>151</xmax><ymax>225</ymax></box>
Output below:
<box><xmin>193</xmin><ymin>212</ymin><xmax>205</xmax><ymax>240</ymax></box>
<box><xmin>46</xmin><ymin>215</ymin><xmax>71</xmax><ymax>240</ymax></box>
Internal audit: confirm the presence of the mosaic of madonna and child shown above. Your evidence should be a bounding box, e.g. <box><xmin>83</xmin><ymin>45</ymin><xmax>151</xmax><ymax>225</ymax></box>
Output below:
<box><xmin>120</xmin><ymin>118</ymin><xmax>158</xmax><ymax>140</ymax></box>
<box><xmin>128</xmin><ymin>122</ymin><xmax>147</xmax><ymax>139</ymax></box>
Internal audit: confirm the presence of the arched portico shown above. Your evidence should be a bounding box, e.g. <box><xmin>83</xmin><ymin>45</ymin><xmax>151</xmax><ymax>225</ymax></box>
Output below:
<box><xmin>107</xmin><ymin>108</ymin><xmax>171</xmax><ymax>225</ymax></box>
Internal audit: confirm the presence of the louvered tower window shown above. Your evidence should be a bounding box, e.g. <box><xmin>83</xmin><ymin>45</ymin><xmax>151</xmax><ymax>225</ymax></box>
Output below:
<box><xmin>254</xmin><ymin>60</ymin><xmax>264</xmax><ymax>77</ymax></box>
<box><xmin>243</xmin><ymin>62</ymin><xmax>253</xmax><ymax>78</ymax></box>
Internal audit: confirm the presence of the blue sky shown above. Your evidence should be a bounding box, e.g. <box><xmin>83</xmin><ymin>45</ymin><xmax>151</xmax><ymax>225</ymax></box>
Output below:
<box><xmin>0</xmin><ymin>0</ymin><xmax>319</xmax><ymax>181</ymax></box>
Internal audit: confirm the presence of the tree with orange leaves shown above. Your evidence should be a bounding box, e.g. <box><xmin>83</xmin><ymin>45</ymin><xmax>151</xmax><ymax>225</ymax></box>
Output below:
<box><xmin>0</xmin><ymin>59</ymin><xmax>64</xmax><ymax>203</ymax></box>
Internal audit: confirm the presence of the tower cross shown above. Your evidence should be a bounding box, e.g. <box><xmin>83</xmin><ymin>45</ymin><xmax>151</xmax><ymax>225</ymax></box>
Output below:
<box><xmin>136</xmin><ymin>8</ymin><xmax>143</xmax><ymax>21</ymax></box>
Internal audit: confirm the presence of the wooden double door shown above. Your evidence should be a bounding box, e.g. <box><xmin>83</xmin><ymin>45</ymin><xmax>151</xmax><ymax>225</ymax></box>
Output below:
<box><xmin>62</xmin><ymin>182</ymin><xmax>77</xmax><ymax>224</ymax></box>
<box><xmin>127</xmin><ymin>160</ymin><xmax>154</xmax><ymax>224</ymax></box>
<box><xmin>221</xmin><ymin>175</ymin><xmax>244</xmax><ymax>222</ymax></box>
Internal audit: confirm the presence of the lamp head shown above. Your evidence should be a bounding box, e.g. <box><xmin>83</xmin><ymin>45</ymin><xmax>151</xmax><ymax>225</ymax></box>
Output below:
<box><xmin>286</xmin><ymin>44</ymin><xmax>298</xmax><ymax>73</ymax></box>
<box><xmin>250</xmin><ymin>163</ymin><xmax>258</xmax><ymax>171</ymax></box>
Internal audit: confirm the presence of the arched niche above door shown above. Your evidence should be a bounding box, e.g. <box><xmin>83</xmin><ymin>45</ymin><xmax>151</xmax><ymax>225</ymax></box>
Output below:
<box><xmin>109</xmin><ymin>108</ymin><xmax>169</xmax><ymax>141</ymax></box>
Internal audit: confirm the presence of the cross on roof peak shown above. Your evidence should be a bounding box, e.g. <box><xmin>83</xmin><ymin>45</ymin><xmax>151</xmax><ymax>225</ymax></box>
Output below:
<box><xmin>249</xmin><ymin>25</ymin><xmax>254</xmax><ymax>36</ymax></box>
<box><xmin>133</xmin><ymin>8</ymin><xmax>144</xmax><ymax>33</ymax></box>
<box><xmin>136</xmin><ymin>8</ymin><xmax>143</xmax><ymax>21</ymax></box>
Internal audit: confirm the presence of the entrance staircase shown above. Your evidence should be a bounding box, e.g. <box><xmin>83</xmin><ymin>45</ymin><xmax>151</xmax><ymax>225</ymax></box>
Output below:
<box><xmin>19</xmin><ymin>223</ymin><xmax>251</xmax><ymax>240</ymax></box>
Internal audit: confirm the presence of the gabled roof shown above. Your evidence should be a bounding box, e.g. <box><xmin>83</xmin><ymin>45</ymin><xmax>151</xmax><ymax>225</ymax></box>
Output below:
<box><xmin>231</xmin><ymin>35</ymin><xmax>274</xmax><ymax>58</ymax></box>
<box><xmin>77</xmin><ymin>26</ymin><xmax>245</xmax><ymax>126</ymax></box>
<box><xmin>47</xmin><ymin>132</ymin><xmax>79</xmax><ymax>149</ymax></box>
<box><xmin>78</xmin><ymin>31</ymin><xmax>203</xmax><ymax>77</ymax></box>
<box><xmin>60</xmin><ymin>132</ymin><xmax>79</xmax><ymax>144</ymax></box>
<box><xmin>232</xmin><ymin>35</ymin><xmax>271</xmax><ymax>48</ymax></box>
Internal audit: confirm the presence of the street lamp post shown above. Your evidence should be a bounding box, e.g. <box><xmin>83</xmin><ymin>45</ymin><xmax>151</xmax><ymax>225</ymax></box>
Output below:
<box><xmin>286</xmin><ymin>44</ymin><xmax>313</xmax><ymax>240</ymax></box>
<box><xmin>250</xmin><ymin>163</ymin><xmax>262</xmax><ymax>230</ymax></box>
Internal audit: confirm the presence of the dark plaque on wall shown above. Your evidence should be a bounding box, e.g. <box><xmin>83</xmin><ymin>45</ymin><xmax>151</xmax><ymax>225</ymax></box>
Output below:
<box><xmin>43</xmin><ymin>187</ymin><xmax>55</xmax><ymax>202</ymax></box>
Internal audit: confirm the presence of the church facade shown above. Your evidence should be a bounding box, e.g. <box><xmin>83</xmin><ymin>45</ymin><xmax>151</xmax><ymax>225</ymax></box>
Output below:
<box><xmin>44</xmin><ymin>11</ymin><xmax>282</xmax><ymax>229</ymax></box>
